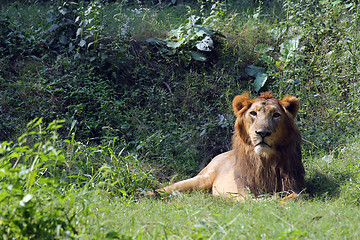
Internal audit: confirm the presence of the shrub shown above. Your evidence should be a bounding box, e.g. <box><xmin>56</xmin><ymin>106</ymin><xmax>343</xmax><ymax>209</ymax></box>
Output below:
<box><xmin>0</xmin><ymin>118</ymin><xmax>76</xmax><ymax>238</ymax></box>
<box><xmin>0</xmin><ymin>118</ymin><xmax>156</xmax><ymax>238</ymax></box>
<box><xmin>147</xmin><ymin>0</ymin><xmax>230</xmax><ymax>64</ymax></box>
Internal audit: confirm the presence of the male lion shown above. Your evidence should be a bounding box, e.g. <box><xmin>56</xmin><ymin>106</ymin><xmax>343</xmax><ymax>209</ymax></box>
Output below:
<box><xmin>149</xmin><ymin>92</ymin><xmax>305</xmax><ymax>201</ymax></box>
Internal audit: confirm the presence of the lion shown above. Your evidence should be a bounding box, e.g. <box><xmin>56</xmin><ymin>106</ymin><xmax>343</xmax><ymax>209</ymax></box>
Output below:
<box><xmin>148</xmin><ymin>92</ymin><xmax>305</xmax><ymax>201</ymax></box>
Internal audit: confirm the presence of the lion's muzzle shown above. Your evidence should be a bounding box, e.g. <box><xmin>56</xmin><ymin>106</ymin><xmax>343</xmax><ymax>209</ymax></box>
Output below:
<box><xmin>255</xmin><ymin>129</ymin><xmax>271</xmax><ymax>138</ymax></box>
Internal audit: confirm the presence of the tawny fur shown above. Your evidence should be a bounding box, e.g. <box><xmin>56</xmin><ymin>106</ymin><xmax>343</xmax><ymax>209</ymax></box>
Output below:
<box><xmin>148</xmin><ymin>92</ymin><xmax>305</xmax><ymax>201</ymax></box>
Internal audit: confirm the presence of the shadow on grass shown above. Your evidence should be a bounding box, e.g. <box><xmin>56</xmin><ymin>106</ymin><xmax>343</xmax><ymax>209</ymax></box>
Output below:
<box><xmin>305</xmin><ymin>170</ymin><xmax>351</xmax><ymax>200</ymax></box>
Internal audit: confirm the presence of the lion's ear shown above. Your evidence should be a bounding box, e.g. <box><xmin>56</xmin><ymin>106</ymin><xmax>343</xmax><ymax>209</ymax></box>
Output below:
<box><xmin>233</xmin><ymin>93</ymin><xmax>251</xmax><ymax>115</ymax></box>
<box><xmin>281</xmin><ymin>95</ymin><xmax>299</xmax><ymax>117</ymax></box>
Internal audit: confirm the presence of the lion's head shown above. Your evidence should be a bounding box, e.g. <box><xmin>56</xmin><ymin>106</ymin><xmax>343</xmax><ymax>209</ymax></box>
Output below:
<box><xmin>232</xmin><ymin>92</ymin><xmax>305</xmax><ymax>195</ymax></box>
<box><xmin>232</xmin><ymin>91</ymin><xmax>300</xmax><ymax>158</ymax></box>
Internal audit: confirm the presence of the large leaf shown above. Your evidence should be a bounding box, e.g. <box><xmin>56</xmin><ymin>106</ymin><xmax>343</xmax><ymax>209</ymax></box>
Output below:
<box><xmin>190</xmin><ymin>51</ymin><xmax>207</xmax><ymax>61</ymax></box>
<box><xmin>260</xmin><ymin>55</ymin><xmax>275</xmax><ymax>65</ymax></box>
<box><xmin>280</xmin><ymin>36</ymin><xmax>301</xmax><ymax>58</ymax></box>
<box><xmin>245</xmin><ymin>65</ymin><xmax>268</xmax><ymax>92</ymax></box>
<box><xmin>196</xmin><ymin>36</ymin><xmax>213</xmax><ymax>51</ymax></box>
<box><xmin>253</xmin><ymin>73</ymin><xmax>268</xmax><ymax>92</ymax></box>
<box><xmin>168</xmin><ymin>28</ymin><xmax>183</xmax><ymax>40</ymax></box>
<box><xmin>194</xmin><ymin>25</ymin><xmax>214</xmax><ymax>37</ymax></box>
<box><xmin>166</xmin><ymin>38</ymin><xmax>185</xmax><ymax>49</ymax></box>
<box><xmin>245</xmin><ymin>65</ymin><xmax>266</xmax><ymax>77</ymax></box>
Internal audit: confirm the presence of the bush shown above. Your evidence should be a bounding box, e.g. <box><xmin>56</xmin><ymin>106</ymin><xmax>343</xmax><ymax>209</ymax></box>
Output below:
<box><xmin>148</xmin><ymin>1</ymin><xmax>229</xmax><ymax>63</ymax></box>
<box><xmin>0</xmin><ymin>118</ymin><xmax>155</xmax><ymax>238</ymax></box>
<box><xmin>0</xmin><ymin>118</ymin><xmax>76</xmax><ymax>238</ymax></box>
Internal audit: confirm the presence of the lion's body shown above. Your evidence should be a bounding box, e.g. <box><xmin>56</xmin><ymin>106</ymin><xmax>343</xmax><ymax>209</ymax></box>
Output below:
<box><xmin>150</xmin><ymin>92</ymin><xmax>305</xmax><ymax>201</ymax></box>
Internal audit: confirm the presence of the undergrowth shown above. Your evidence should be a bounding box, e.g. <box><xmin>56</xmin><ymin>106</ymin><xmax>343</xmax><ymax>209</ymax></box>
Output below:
<box><xmin>0</xmin><ymin>118</ymin><xmax>155</xmax><ymax>238</ymax></box>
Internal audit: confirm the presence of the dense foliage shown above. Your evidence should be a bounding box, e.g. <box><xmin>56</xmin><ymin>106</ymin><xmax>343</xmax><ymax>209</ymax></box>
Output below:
<box><xmin>0</xmin><ymin>0</ymin><xmax>359</xmax><ymax>238</ymax></box>
<box><xmin>0</xmin><ymin>118</ymin><xmax>155</xmax><ymax>238</ymax></box>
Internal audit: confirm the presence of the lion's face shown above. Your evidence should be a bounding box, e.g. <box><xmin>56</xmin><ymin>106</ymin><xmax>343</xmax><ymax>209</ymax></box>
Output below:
<box><xmin>233</xmin><ymin>92</ymin><xmax>299</xmax><ymax>158</ymax></box>
<box><xmin>245</xmin><ymin>98</ymin><xmax>286</xmax><ymax>157</ymax></box>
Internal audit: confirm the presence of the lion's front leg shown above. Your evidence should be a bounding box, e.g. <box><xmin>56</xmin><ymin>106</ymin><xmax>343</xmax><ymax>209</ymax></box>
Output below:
<box><xmin>148</xmin><ymin>172</ymin><xmax>215</xmax><ymax>197</ymax></box>
<box><xmin>280</xmin><ymin>192</ymin><xmax>299</xmax><ymax>204</ymax></box>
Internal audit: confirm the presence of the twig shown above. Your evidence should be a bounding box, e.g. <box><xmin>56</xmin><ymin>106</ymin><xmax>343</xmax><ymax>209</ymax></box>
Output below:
<box><xmin>302</xmin><ymin>137</ymin><xmax>319</xmax><ymax>149</ymax></box>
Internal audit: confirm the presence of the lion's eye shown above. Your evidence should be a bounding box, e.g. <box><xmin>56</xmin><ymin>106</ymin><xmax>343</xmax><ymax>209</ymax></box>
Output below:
<box><xmin>250</xmin><ymin>111</ymin><xmax>257</xmax><ymax>117</ymax></box>
<box><xmin>273</xmin><ymin>113</ymin><xmax>281</xmax><ymax>118</ymax></box>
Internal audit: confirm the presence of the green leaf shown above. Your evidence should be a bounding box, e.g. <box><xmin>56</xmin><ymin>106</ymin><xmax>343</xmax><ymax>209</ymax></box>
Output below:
<box><xmin>254</xmin><ymin>44</ymin><xmax>274</xmax><ymax>54</ymax></box>
<box><xmin>79</xmin><ymin>40</ymin><xmax>86</xmax><ymax>47</ymax></box>
<box><xmin>59</xmin><ymin>8</ymin><xmax>67</xmax><ymax>15</ymax></box>
<box><xmin>253</xmin><ymin>73</ymin><xmax>268</xmax><ymax>92</ymax></box>
<box><xmin>48</xmin><ymin>24</ymin><xmax>59</xmax><ymax>32</ymax></box>
<box><xmin>245</xmin><ymin>65</ymin><xmax>268</xmax><ymax>92</ymax></box>
<box><xmin>280</xmin><ymin>36</ymin><xmax>301</xmax><ymax>57</ymax></box>
<box><xmin>67</xmin><ymin>175</ymin><xmax>90</xmax><ymax>181</ymax></box>
<box><xmin>46</xmin><ymin>120</ymin><xmax>66</xmax><ymax>131</ymax></box>
<box><xmin>194</xmin><ymin>25</ymin><xmax>213</xmax><ymax>37</ymax></box>
<box><xmin>76</xmin><ymin>28</ymin><xmax>83</xmax><ymax>37</ymax></box>
<box><xmin>168</xmin><ymin>28</ymin><xmax>183</xmax><ymax>40</ymax></box>
<box><xmin>245</xmin><ymin>65</ymin><xmax>266</xmax><ymax>77</ymax></box>
<box><xmin>19</xmin><ymin>194</ymin><xmax>33</xmax><ymax>207</ymax></box>
<box><xmin>190</xmin><ymin>51</ymin><xmax>207</xmax><ymax>61</ymax></box>
<box><xmin>9</xmin><ymin>152</ymin><xmax>19</xmax><ymax>160</ymax></box>
<box><xmin>106</xmin><ymin>231</ymin><xmax>120</xmax><ymax>239</ymax></box>
<box><xmin>59</xmin><ymin>35</ymin><xmax>68</xmax><ymax>45</ymax></box>
<box><xmin>166</xmin><ymin>38</ymin><xmax>185</xmax><ymax>49</ymax></box>
<box><xmin>260</xmin><ymin>55</ymin><xmax>275</xmax><ymax>65</ymax></box>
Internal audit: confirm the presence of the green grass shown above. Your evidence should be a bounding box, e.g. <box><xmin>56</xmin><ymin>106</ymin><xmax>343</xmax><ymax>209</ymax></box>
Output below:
<box><xmin>71</xmin><ymin>189</ymin><xmax>360</xmax><ymax>239</ymax></box>
<box><xmin>305</xmin><ymin>136</ymin><xmax>360</xmax><ymax>204</ymax></box>
<box><xmin>69</xmin><ymin>136</ymin><xmax>359</xmax><ymax>239</ymax></box>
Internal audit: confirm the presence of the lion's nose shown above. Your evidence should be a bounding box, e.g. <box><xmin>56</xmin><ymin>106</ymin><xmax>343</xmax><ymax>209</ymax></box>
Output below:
<box><xmin>255</xmin><ymin>130</ymin><xmax>271</xmax><ymax>138</ymax></box>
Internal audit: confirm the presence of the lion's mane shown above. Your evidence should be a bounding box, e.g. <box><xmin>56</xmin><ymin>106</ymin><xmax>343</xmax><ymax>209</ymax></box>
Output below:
<box><xmin>232</xmin><ymin>92</ymin><xmax>305</xmax><ymax>196</ymax></box>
